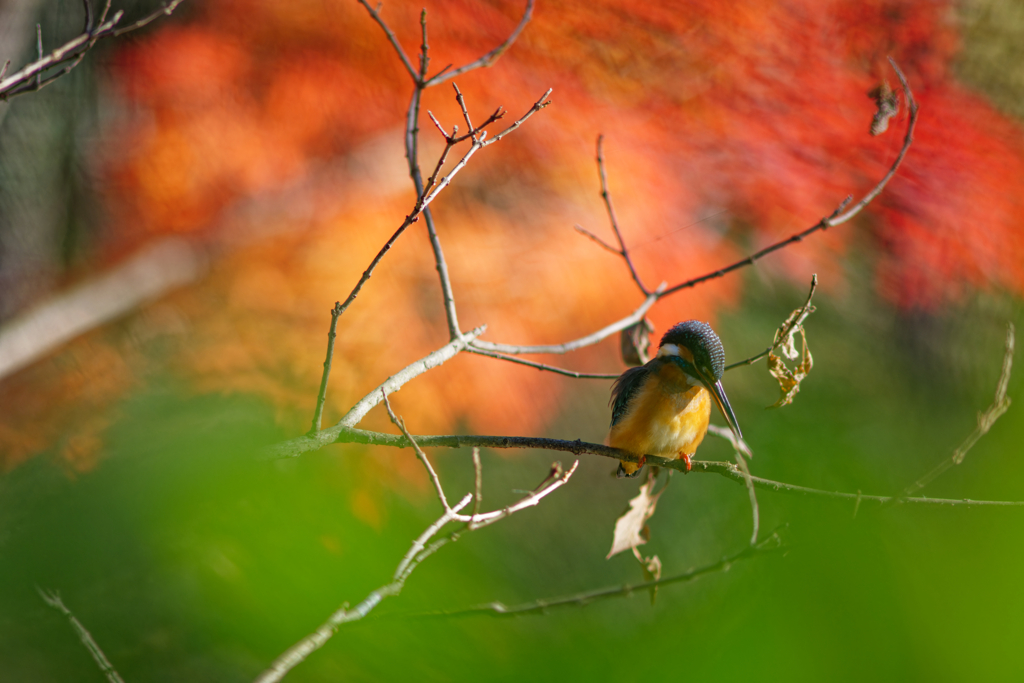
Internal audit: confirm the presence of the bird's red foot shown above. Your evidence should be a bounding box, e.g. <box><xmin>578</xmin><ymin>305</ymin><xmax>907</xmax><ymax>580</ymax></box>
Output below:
<box><xmin>681</xmin><ymin>453</ymin><xmax>692</xmax><ymax>472</ymax></box>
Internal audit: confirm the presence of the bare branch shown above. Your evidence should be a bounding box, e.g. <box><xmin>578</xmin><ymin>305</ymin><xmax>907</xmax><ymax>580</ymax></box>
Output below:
<box><xmin>417</xmin><ymin>9</ymin><xmax>430</xmax><ymax>81</ymax></box>
<box><xmin>322</xmin><ymin>326</ymin><xmax>466</xmax><ymax>410</ymax></box>
<box><xmin>316</xmin><ymin>84</ymin><xmax>544</xmax><ymax>396</ymax></box>
<box><xmin>895</xmin><ymin>322</ymin><xmax>1014</xmax><ymax>500</ymax></box>
<box><xmin>733</xmin><ymin>451</ymin><xmax>759</xmax><ymax>545</ymax></box>
<box><xmin>254</xmin><ymin>495</ymin><xmax>473</xmax><ymax>683</ymax></box>
<box><xmin>594</xmin><ymin>135</ymin><xmax>649</xmax><ymax>294</ymax></box>
<box><xmin>37</xmin><ymin>588</ymin><xmax>125</xmax><ymax>683</ymax></box>
<box><xmin>421</xmin><ymin>531</ymin><xmax>785</xmax><ymax>618</ymax></box>
<box><xmin>471</xmin><ymin>289</ymin><xmax>660</xmax><ymax>355</ymax></box>
<box><xmin>406</xmin><ymin>86</ymin><xmax>462</xmax><ymax>340</ymax></box>
<box><xmin>265</xmin><ymin>326</ymin><xmax>485</xmax><ymax>459</ymax></box>
<box><xmin>724</xmin><ymin>274</ymin><xmax>818</xmax><ymax>372</ymax></box>
<box><xmin>467</xmin><ymin>61</ymin><xmax>914</xmax><ymax>362</ymax></box>
<box><xmin>393</xmin><ymin>494</ymin><xmax>473</xmax><ymax>582</ymax></box>
<box><xmin>659</xmin><ymin>60</ymin><xmax>915</xmax><ymax>299</ymax></box>
<box><xmin>355</xmin><ymin>0</ymin><xmax>420</xmax><ymax>83</ymax></box>
<box><xmin>466</xmin><ymin>346</ymin><xmax>619</xmax><ymax>379</ymax></box>
<box><xmin>831</xmin><ymin>57</ymin><xmax>919</xmax><ymax>223</ymax></box>
<box><xmin>573</xmin><ymin>224</ymin><xmax>621</xmax><ymax>255</ymax></box>
<box><xmin>0</xmin><ymin>0</ymin><xmax>186</xmax><ymax>100</ymax></box>
<box><xmin>82</xmin><ymin>0</ymin><xmax>94</xmax><ymax>33</ymax></box>
<box><xmin>480</xmin><ymin>89</ymin><xmax>551</xmax><ymax>146</ymax></box>
<box><xmin>425</xmin><ymin>0</ymin><xmax>535</xmax><ymax>87</ymax></box>
<box><xmin>308</xmin><ymin>302</ymin><xmax>342</xmax><ymax>435</ymax></box>
<box><xmin>465</xmin><ymin>460</ymin><xmax>577</xmax><ymax>530</ymax></box>
<box><xmin>453</xmin><ymin>84</ymin><xmax>477</xmax><ymax>140</ymax></box>
<box><xmin>471</xmin><ymin>447</ymin><xmax>483</xmax><ymax>523</ymax></box>
<box><xmin>383</xmin><ymin>390</ymin><xmax>452</xmax><ymax>512</ymax></box>
<box><xmin>305</xmin><ymin>426</ymin><xmax>1024</xmax><ymax>508</ymax></box>
<box><xmin>258</xmin><ymin>435</ymin><xmax>576</xmax><ymax>682</ymax></box>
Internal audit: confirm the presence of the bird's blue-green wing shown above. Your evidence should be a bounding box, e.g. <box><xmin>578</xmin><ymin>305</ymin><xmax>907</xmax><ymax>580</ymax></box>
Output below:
<box><xmin>610</xmin><ymin>364</ymin><xmax>652</xmax><ymax>427</ymax></box>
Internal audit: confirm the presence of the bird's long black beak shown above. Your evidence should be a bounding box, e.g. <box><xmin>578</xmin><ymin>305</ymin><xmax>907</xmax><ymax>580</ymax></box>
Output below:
<box><xmin>695</xmin><ymin>367</ymin><xmax>742</xmax><ymax>440</ymax></box>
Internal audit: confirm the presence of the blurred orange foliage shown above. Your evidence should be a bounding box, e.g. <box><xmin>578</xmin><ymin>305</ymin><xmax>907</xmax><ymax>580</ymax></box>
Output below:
<box><xmin>3</xmin><ymin>0</ymin><xmax>1024</xmax><ymax>485</ymax></box>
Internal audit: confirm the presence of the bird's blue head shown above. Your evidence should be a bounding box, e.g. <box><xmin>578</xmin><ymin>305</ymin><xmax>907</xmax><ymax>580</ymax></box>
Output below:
<box><xmin>658</xmin><ymin>320</ymin><xmax>741</xmax><ymax>439</ymax></box>
<box><xmin>657</xmin><ymin>320</ymin><xmax>726</xmax><ymax>381</ymax></box>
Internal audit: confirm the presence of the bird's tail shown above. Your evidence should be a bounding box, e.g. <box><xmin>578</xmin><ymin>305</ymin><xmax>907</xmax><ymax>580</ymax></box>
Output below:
<box><xmin>616</xmin><ymin>461</ymin><xmax>643</xmax><ymax>479</ymax></box>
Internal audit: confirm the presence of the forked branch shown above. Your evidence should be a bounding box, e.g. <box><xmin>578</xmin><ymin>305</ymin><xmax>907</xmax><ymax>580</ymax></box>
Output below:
<box><xmin>257</xmin><ymin>398</ymin><xmax>576</xmax><ymax>683</ymax></box>
<box><xmin>574</xmin><ymin>135</ymin><xmax>649</xmax><ymax>295</ymax></box>
<box><xmin>472</xmin><ymin>57</ymin><xmax>917</xmax><ymax>359</ymax></box>
<box><xmin>0</xmin><ymin>0</ymin><xmax>186</xmax><ymax>100</ymax></box>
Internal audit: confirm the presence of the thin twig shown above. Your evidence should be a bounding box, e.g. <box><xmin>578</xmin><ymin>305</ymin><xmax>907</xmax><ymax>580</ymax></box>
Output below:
<box><xmin>420</xmin><ymin>530</ymin><xmax>785</xmax><ymax>618</ymax></box>
<box><xmin>724</xmin><ymin>274</ymin><xmax>818</xmax><ymax>372</ymax></box>
<box><xmin>308</xmin><ymin>302</ymin><xmax>342</xmax><ymax>435</ymax></box>
<box><xmin>595</xmin><ymin>135</ymin><xmax>649</xmax><ymax>295</ymax></box>
<box><xmin>266</xmin><ymin>326</ymin><xmax>486</xmax><ymax>458</ymax></box>
<box><xmin>361</xmin><ymin>0</ymin><xmax>544</xmax><ymax>342</ymax></box>
<box><xmin>895</xmin><ymin>322</ymin><xmax>1014</xmax><ymax>501</ymax></box>
<box><xmin>37</xmin><ymin>588</ymin><xmax>125</xmax><ymax>683</ymax></box>
<box><xmin>97</xmin><ymin>0</ymin><xmax>113</xmax><ymax>26</ymax></box>
<box><xmin>254</xmin><ymin>496</ymin><xmax>473</xmax><ymax>683</ymax></box>
<box><xmin>418</xmin><ymin>9</ymin><xmax>429</xmax><ymax>81</ymax></box>
<box><xmin>831</xmin><ymin>58</ymin><xmax>918</xmax><ymax>223</ymax></box>
<box><xmin>472</xmin><ymin>60</ymin><xmax>916</xmax><ymax>361</ymax></box>
<box><xmin>257</xmin><ymin>441</ymin><xmax>576</xmax><ymax>682</ymax></box>
<box><xmin>480</xmin><ymin>89</ymin><xmax>551</xmax><ymax>145</ymax></box>
<box><xmin>470</xmin><ymin>288</ymin><xmax>661</xmax><ymax>355</ymax></box>
<box><xmin>466</xmin><ymin>460</ymin><xmax>577</xmax><ymax>530</ymax></box>
<box><xmin>0</xmin><ymin>0</ymin><xmax>185</xmax><ymax>100</ymax></box>
<box><xmin>453</xmin><ymin>84</ymin><xmax>477</xmax><ymax>141</ymax></box>
<box><xmin>406</xmin><ymin>84</ymin><xmax>462</xmax><ymax>339</ymax></box>
<box><xmin>467</xmin><ymin>346</ymin><xmax>619</xmax><ymax>379</ymax></box>
<box><xmin>35</xmin><ymin>24</ymin><xmax>43</xmax><ymax>89</ymax></box>
<box><xmin>82</xmin><ymin>0</ymin><xmax>94</xmax><ymax>33</ymax></box>
<box><xmin>383</xmin><ymin>390</ymin><xmax>451</xmax><ymax>512</ymax></box>
<box><xmin>425</xmin><ymin>0</ymin><xmax>535</xmax><ymax>86</ymax></box>
<box><xmin>327</xmin><ymin>88</ymin><xmax>536</xmax><ymax>353</ymax></box>
<box><xmin>573</xmin><ymin>224</ymin><xmax>621</xmax><ymax>255</ymax></box>
<box><xmin>660</xmin><ymin>60</ymin><xmax>915</xmax><ymax>298</ymax></box>
<box><xmin>355</xmin><ymin>0</ymin><xmax>419</xmax><ymax>83</ymax></box>
<box><xmin>733</xmin><ymin>451</ymin><xmax>759</xmax><ymax>545</ymax></box>
<box><xmin>471</xmin><ymin>447</ymin><xmax>483</xmax><ymax>523</ymax></box>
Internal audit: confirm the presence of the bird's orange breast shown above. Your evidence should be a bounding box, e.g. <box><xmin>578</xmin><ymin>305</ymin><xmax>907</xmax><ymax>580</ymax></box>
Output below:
<box><xmin>608</xmin><ymin>361</ymin><xmax>712</xmax><ymax>465</ymax></box>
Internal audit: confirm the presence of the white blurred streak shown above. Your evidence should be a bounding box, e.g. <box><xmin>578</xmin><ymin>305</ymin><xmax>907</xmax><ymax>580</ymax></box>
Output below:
<box><xmin>0</xmin><ymin>238</ymin><xmax>203</xmax><ymax>381</ymax></box>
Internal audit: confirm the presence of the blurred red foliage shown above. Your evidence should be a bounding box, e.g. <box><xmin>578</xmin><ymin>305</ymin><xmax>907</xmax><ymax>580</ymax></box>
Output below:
<box><xmin>3</xmin><ymin>0</ymin><xmax>1023</xmax><ymax>478</ymax></box>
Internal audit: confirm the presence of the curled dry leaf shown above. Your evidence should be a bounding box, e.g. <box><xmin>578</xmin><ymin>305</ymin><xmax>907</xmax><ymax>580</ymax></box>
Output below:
<box><xmin>620</xmin><ymin>318</ymin><xmax>655</xmax><ymax>366</ymax></box>
<box><xmin>767</xmin><ymin>326</ymin><xmax>813</xmax><ymax>408</ymax></box>
<box><xmin>608</xmin><ymin>470</ymin><xmax>665</xmax><ymax>559</ymax></box>
<box><xmin>766</xmin><ymin>275</ymin><xmax>817</xmax><ymax>408</ymax></box>
<box><xmin>868</xmin><ymin>81</ymin><xmax>900</xmax><ymax>136</ymax></box>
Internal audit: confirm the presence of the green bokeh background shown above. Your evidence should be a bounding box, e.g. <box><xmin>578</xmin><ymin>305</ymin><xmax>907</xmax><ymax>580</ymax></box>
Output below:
<box><xmin>3</xmin><ymin>0</ymin><xmax>1024</xmax><ymax>679</ymax></box>
<box><xmin>2</xmin><ymin>276</ymin><xmax>1022</xmax><ymax>682</ymax></box>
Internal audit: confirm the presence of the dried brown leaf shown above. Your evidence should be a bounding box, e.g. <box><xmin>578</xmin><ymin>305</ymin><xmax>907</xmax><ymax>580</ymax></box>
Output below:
<box><xmin>767</xmin><ymin>326</ymin><xmax>813</xmax><ymax>408</ymax></box>
<box><xmin>620</xmin><ymin>318</ymin><xmax>655</xmax><ymax>366</ymax></box>
<box><xmin>868</xmin><ymin>81</ymin><xmax>900</xmax><ymax>136</ymax></box>
<box><xmin>607</xmin><ymin>472</ymin><xmax>664</xmax><ymax>559</ymax></box>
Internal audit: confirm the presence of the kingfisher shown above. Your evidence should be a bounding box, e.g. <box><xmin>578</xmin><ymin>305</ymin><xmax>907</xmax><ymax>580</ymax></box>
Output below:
<box><xmin>609</xmin><ymin>320</ymin><xmax>742</xmax><ymax>478</ymax></box>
